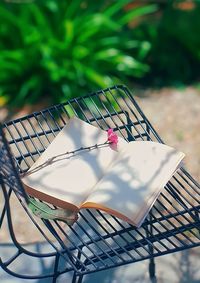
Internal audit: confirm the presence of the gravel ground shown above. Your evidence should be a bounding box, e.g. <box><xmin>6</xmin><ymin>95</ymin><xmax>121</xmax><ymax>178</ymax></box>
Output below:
<box><xmin>135</xmin><ymin>86</ymin><xmax>200</xmax><ymax>182</ymax></box>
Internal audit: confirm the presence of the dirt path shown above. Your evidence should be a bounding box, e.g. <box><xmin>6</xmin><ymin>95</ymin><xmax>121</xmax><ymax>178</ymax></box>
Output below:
<box><xmin>135</xmin><ymin>86</ymin><xmax>200</xmax><ymax>181</ymax></box>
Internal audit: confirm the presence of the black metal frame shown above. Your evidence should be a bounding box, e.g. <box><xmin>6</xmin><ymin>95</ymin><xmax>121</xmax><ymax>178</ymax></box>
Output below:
<box><xmin>0</xmin><ymin>85</ymin><xmax>200</xmax><ymax>282</ymax></box>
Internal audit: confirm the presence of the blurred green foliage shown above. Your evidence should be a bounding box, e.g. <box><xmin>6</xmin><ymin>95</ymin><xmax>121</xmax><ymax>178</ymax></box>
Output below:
<box><xmin>0</xmin><ymin>0</ymin><xmax>157</xmax><ymax>108</ymax></box>
<box><xmin>1</xmin><ymin>1</ymin><xmax>200</xmax><ymax>109</ymax></box>
<box><xmin>136</xmin><ymin>1</ymin><xmax>200</xmax><ymax>86</ymax></box>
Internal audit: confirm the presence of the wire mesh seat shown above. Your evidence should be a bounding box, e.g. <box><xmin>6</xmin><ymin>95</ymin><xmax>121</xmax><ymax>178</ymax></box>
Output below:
<box><xmin>0</xmin><ymin>85</ymin><xmax>200</xmax><ymax>282</ymax></box>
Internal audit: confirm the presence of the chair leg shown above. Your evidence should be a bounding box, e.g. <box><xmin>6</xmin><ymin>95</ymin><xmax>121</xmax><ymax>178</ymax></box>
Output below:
<box><xmin>149</xmin><ymin>257</ymin><xmax>157</xmax><ymax>283</ymax></box>
<box><xmin>72</xmin><ymin>272</ymin><xmax>84</xmax><ymax>283</ymax></box>
<box><xmin>146</xmin><ymin>214</ymin><xmax>157</xmax><ymax>283</ymax></box>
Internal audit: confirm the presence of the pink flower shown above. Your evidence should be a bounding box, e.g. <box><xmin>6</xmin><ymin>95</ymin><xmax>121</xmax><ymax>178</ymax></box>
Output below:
<box><xmin>107</xmin><ymin>129</ymin><xmax>118</xmax><ymax>145</ymax></box>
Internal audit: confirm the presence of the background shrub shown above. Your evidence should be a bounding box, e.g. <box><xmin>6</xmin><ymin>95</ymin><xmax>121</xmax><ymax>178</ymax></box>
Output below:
<box><xmin>0</xmin><ymin>0</ymin><xmax>157</xmax><ymax>108</ymax></box>
<box><xmin>1</xmin><ymin>0</ymin><xmax>200</xmax><ymax>109</ymax></box>
<box><xmin>135</xmin><ymin>1</ymin><xmax>200</xmax><ymax>86</ymax></box>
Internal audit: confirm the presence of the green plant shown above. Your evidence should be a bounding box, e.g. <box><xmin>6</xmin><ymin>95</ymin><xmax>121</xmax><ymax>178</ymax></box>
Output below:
<box><xmin>0</xmin><ymin>0</ymin><xmax>157</xmax><ymax>108</ymax></box>
<box><xmin>135</xmin><ymin>1</ymin><xmax>200</xmax><ymax>86</ymax></box>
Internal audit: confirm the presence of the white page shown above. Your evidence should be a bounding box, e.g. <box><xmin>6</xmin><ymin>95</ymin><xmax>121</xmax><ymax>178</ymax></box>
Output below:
<box><xmin>22</xmin><ymin>117</ymin><xmax>127</xmax><ymax>207</ymax></box>
<box><xmin>84</xmin><ymin>141</ymin><xmax>185</xmax><ymax>225</ymax></box>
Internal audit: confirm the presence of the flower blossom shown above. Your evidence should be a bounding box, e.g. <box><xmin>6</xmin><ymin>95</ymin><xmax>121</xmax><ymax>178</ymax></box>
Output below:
<box><xmin>107</xmin><ymin>129</ymin><xmax>118</xmax><ymax>151</ymax></box>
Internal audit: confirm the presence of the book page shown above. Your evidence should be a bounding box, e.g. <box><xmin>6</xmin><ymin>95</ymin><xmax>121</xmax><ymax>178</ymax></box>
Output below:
<box><xmin>82</xmin><ymin>141</ymin><xmax>185</xmax><ymax>226</ymax></box>
<box><xmin>22</xmin><ymin>117</ymin><xmax>127</xmax><ymax>208</ymax></box>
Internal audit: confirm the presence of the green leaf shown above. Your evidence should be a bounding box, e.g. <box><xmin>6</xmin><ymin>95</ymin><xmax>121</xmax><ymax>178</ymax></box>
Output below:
<box><xmin>103</xmin><ymin>0</ymin><xmax>131</xmax><ymax>17</ymax></box>
<box><xmin>64</xmin><ymin>0</ymin><xmax>83</xmax><ymax>19</ymax></box>
<box><xmin>28</xmin><ymin>197</ymin><xmax>78</xmax><ymax>225</ymax></box>
<box><xmin>84</xmin><ymin>67</ymin><xmax>113</xmax><ymax>87</ymax></box>
<box><xmin>0</xmin><ymin>5</ymin><xmax>22</xmax><ymax>27</ymax></box>
<box><xmin>119</xmin><ymin>4</ymin><xmax>158</xmax><ymax>26</ymax></box>
<box><xmin>29</xmin><ymin>4</ymin><xmax>53</xmax><ymax>38</ymax></box>
<box><xmin>65</xmin><ymin>20</ymin><xmax>74</xmax><ymax>43</ymax></box>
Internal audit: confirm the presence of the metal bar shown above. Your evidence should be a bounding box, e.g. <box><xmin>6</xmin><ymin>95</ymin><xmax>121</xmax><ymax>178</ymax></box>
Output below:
<box><xmin>107</xmin><ymin>88</ymin><xmax>148</xmax><ymax>140</ymax></box>
<box><xmin>78</xmin><ymin>211</ymin><xmax>124</xmax><ymax>265</ymax></box>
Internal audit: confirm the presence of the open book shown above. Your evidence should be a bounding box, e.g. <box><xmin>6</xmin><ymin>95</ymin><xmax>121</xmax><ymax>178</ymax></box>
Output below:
<box><xmin>22</xmin><ymin>117</ymin><xmax>185</xmax><ymax>227</ymax></box>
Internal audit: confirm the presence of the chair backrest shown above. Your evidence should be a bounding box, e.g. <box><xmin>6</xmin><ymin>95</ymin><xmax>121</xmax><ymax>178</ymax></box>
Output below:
<box><xmin>0</xmin><ymin>124</ymin><xmax>28</xmax><ymax>201</ymax></box>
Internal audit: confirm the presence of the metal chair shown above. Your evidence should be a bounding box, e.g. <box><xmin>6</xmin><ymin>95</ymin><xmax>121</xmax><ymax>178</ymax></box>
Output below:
<box><xmin>1</xmin><ymin>85</ymin><xmax>200</xmax><ymax>282</ymax></box>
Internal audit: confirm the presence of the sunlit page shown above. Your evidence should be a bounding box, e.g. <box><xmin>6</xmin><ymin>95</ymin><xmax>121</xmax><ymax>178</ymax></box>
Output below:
<box><xmin>84</xmin><ymin>141</ymin><xmax>185</xmax><ymax>224</ymax></box>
